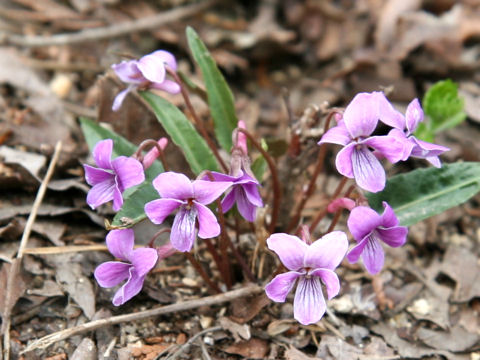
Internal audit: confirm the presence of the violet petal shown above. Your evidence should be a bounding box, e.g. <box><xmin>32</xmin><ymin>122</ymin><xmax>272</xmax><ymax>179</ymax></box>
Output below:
<box><xmin>266</xmin><ymin>233</ymin><xmax>308</xmax><ymax>271</ymax></box>
<box><xmin>265</xmin><ymin>271</ymin><xmax>302</xmax><ymax>302</ymax></box>
<box><xmin>92</xmin><ymin>139</ymin><xmax>113</xmax><ymax>170</ymax></box>
<box><xmin>318</xmin><ymin>121</ymin><xmax>351</xmax><ymax>146</ymax></box>
<box><xmin>94</xmin><ymin>261</ymin><xmax>130</xmax><ymax>288</ymax></box>
<box><xmin>351</xmin><ymin>145</ymin><xmax>386</xmax><ymax>193</ymax></box>
<box><xmin>144</xmin><ymin>198</ymin><xmax>184</xmax><ymax>225</ymax></box>
<box><xmin>405</xmin><ymin>98</ymin><xmax>423</xmax><ymax>134</ymax></box>
<box><xmin>347</xmin><ymin>206</ymin><xmax>381</xmax><ymax>241</ymax></box>
<box><xmin>304</xmin><ymin>231</ymin><xmax>348</xmax><ymax>270</ymax></box>
<box><xmin>112</xmin><ymin>268</ymin><xmax>145</xmax><ymax>306</ymax></box>
<box><xmin>112</xmin><ymin>156</ymin><xmax>145</xmax><ymax>191</ymax></box>
<box><xmin>377</xmin><ymin>227</ymin><xmax>408</xmax><ymax>247</ymax></box>
<box><xmin>137</xmin><ymin>53</ymin><xmax>166</xmax><ymax>84</ymax></box>
<box><xmin>86</xmin><ymin>178</ymin><xmax>116</xmax><ymax>210</ymax></box>
<box><xmin>293</xmin><ymin>276</ymin><xmax>326</xmax><ymax>325</ymax></box>
<box><xmin>83</xmin><ymin>165</ymin><xmax>113</xmax><ymax>187</ymax></box>
<box><xmin>195</xmin><ymin>202</ymin><xmax>221</xmax><ymax>239</ymax></box>
<box><xmin>106</xmin><ymin>229</ymin><xmax>134</xmax><ymax>261</ymax></box>
<box><xmin>361</xmin><ymin>236</ymin><xmax>385</xmax><ymax>275</ymax></box>
<box><xmin>130</xmin><ymin>247</ymin><xmax>158</xmax><ymax>277</ymax></box>
<box><xmin>152</xmin><ymin>172</ymin><xmax>194</xmax><ymax>200</ymax></box>
<box><xmin>193</xmin><ymin>180</ymin><xmax>232</xmax><ymax>205</ymax></box>
<box><xmin>310</xmin><ymin>268</ymin><xmax>340</xmax><ymax>300</ymax></box>
<box><xmin>170</xmin><ymin>206</ymin><xmax>197</xmax><ymax>252</ymax></box>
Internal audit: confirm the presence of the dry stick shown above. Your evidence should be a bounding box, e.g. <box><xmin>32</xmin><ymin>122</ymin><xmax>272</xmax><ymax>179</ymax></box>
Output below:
<box><xmin>0</xmin><ymin>0</ymin><xmax>218</xmax><ymax>47</ymax></box>
<box><xmin>166</xmin><ymin>67</ymin><xmax>228</xmax><ymax>172</ymax></box>
<box><xmin>286</xmin><ymin>111</ymin><xmax>337</xmax><ymax>233</ymax></box>
<box><xmin>309</xmin><ymin>176</ymin><xmax>349</xmax><ymax>234</ymax></box>
<box><xmin>166</xmin><ymin>326</ymin><xmax>222</xmax><ymax>360</ymax></box>
<box><xmin>236</xmin><ymin>128</ymin><xmax>281</xmax><ymax>234</ymax></box>
<box><xmin>184</xmin><ymin>252</ymin><xmax>221</xmax><ymax>294</ymax></box>
<box><xmin>3</xmin><ymin>141</ymin><xmax>62</xmax><ymax>360</ymax></box>
<box><xmin>21</xmin><ymin>284</ymin><xmax>262</xmax><ymax>354</ymax></box>
<box><xmin>324</xmin><ymin>184</ymin><xmax>355</xmax><ymax>234</ymax></box>
<box><xmin>203</xmin><ymin>238</ymin><xmax>227</xmax><ymax>283</ymax></box>
<box><xmin>23</xmin><ymin>244</ymin><xmax>108</xmax><ymax>255</ymax></box>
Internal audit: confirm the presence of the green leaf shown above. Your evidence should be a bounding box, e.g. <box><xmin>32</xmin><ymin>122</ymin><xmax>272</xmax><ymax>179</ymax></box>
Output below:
<box><xmin>366</xmin><ymin>162</ymin><xmax>480</xmax><ymax>226</ymax></box>
<box><xmin>79</xmin><ymin>117</ymin><xmax>164</xmax><ymax>228</ymax></box>
<box><xmin>141</xmin><ymin>91</ymin><xmax>219</xmax><ymax>174</ymax></box>
<box><xmin>186</xmin><ymin>26</ymin><xmax>238</xmax><ymax>151</ymax></box>
<box><xmin>417</xmin><ymin>79</ymin><xmax>466</xmax><ymax>141</ymax></box>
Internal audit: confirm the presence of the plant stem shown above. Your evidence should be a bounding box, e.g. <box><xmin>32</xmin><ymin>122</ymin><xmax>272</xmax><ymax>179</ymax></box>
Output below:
<box><xmin>134</xmin><ymin>139</ymin><xmax>169</xmax><ymax>171</ymax></box>
<box><xmin>287</xmin><ymin>110</ymin><xmax>337</xmax><ymax>233</ymax></box>
<box><xmin>166</xmin><ymin>67</ymin><xmax>228</xmax><ymax>172</ymax></box>
<box><xmin>236</xmin><ymin>128</ymin><xmax>281</xmax><ymax>234</ymax></box>
<box><xmin>148</xmin><ymin>228</ymin><xmax>171</xmax><ymax>248</ymax></box>
<box><xmin>325</xmin><ymin>185</ymin><xmax>355</xmax><ymax>234</ymax></box>
<box><xmin>309</xmin><ymin>176</ymin><xmax>349</xmax><ymax>234</ymax></box>
<box><xmin>185</xmin><ymin>252</ymin><xmax>221</xmax><ymax>294</ymax></box>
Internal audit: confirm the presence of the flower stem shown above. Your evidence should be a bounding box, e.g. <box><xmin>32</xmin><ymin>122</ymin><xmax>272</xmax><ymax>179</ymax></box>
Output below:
<box><xmin>185</xmin><ymin>252</ymin><xmax>221</xmax><ymax>294</ymax></box>
<box><xmin>148</xmin><ymin>228</ymin><xmax>171</xmax><ymax>248</ymax></box>
<box><xmin>287</xmin><ymin>110</ymin><xmax>338</xmax><ymax>233</ymax></box>
<box><xmin>166</xmin><ymin>66</ymin><xmax>228</xmax><ymax>172</ymax></box>
<box><xmin>309</xmin><ymin>176</ymin><xmax>349</xmax><ymax>234</ymax></box>
<box><xmin>325</xmin><ymin>185</ymin><xmax>355</xmax><ymax>234</ymax></box>
<box><xmin>236</xmin><ymin>128</ymin><xmax>281</xmax><ymax>234</ymax></box>
<box><xmin>134</xmin><ymin>139</ymin><xmax>169</xmax><ymax>171</ymax></box>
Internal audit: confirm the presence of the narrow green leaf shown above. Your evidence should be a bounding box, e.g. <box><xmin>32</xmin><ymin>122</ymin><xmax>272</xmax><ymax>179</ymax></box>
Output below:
<box><xmin>141</xmin><ymin>91</ymin><xmax>219</xmax><ymax>174</ymax></box>
<box><xmin>367</xmin><ymin>162</ymin><xmax>480</xmax><ymax>226</ymax></box>
<box><xmin>79</xmin><ymin>117</ymin><xmax>164</xmax><ymax>228</ymax></box>
<box><xmin>186</xmin><ymin>26</ymin><xmax>238</xmax><ymax>151</ymax></box>
<box><xmin>417</xmin><ymin>79</ymin><xmax>466</xmax><ymax>141</ymax></box>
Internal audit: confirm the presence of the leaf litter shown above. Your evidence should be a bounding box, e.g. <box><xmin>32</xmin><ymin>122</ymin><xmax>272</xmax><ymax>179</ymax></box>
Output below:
<box><xmin>1</xmin><ymin>0</ymin><xmax>480</xmax><ymax>359</ymax></box>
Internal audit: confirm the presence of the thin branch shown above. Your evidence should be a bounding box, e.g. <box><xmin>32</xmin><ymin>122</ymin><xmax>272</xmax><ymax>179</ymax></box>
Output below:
<box><xmin>3</xmin><ymin>141</ymin><xmax>62</xmax><ymax>360</ymax></box>
<box><xmin>21</xmin><ymin>284</ymin><xmax>262</xmax><ymax>354</ymax></box>
<box><xmin>0</xmin><ymin>0</ymin><xmax>218</xmax><ymax>47</ymax></box>
<box><xmin>166</xmin><ymin>326</ymin><xmax>222</xmax><ymax>360</ymax></box>
<box><xmin>185</xmin><ymin>253</ymin><xmax>221</xmax><ymax>294</ymax></box>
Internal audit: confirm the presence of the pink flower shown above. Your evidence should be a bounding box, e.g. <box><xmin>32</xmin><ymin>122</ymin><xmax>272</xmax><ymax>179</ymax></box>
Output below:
<box><xmin>265</xmin><ymin>231</ymin><xmax>348</xmax><ymax>325</ymax></box>
<box><xmin>83</xmin><ymin>139</ymin><xmax>145</xmax><ymax>211</ymax></box>
<box><xmin>144</xmin><ymin>172</ymin><xmax>232</xmax><ymax>252</ymax></box>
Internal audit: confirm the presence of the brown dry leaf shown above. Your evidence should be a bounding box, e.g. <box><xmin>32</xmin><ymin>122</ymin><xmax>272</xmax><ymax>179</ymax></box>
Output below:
<box><xmin>417</xmin><ymin>324</ymin><xmax>480</xmax><ymax>352</ymax></box>
<box><xmin>0</xmin><ymin>260</ymin><xmax>27</xmax><ymax>335</ymax></box>
<box><xmin>26</xmin><ymin>279</ymin><xmax>64</xmax><ymax>297</ymax></box>
<box><xmin>374</xmin><ymin>0</ymin><xmax>422</xmax><ymax>53</ymax></box>
<box><xmin>285</xmin><ymin>345</ymin><xmax>321</xmax><ymax>360</ymax></box>
<box><xmin>230</xmin><ymin>292</ymin><xmax>270</xmax><ymax>323</ymax></box>
<box><xmin>219</xmin><ymin>317</ymin><xmax>250</xmax><ymax>342</ymax></box>
<box><xmin>406</xmin><ymin>286</ymin><xmax>451</xmax><ymax>329</ymax></box>
<box><xmin>371</xmin><ymin>323</ymin><xmax>452</xmax><ymax>358</ymax></box>
<box><xmin>223</xmin><ymin>338</ymin><xmax>268</xmax><ymax>359</ymax></box>
<box><xmin>438</xmin><ymin>245</ymin><xmax>480</xmax><ymax>302</ymax></box>
<box><xmin>267</xmin><ymin>319</ymin><xmax>297</xmax><ymax>337</ymax></box>
<box><xmin>315</xmin><ymin>335</ymin><xmax>362</xmax><ymax>360</ymax></box>
<box><xmin>43</xmin><ymin>253</ymin><xmax>96</xmax><ymax>319</ymax></box>
<box><xmin>0</xmin><ymin>146</ymin><xmax>46</xmax><ymax>177</ymax></box>
<box><xmin>70</xmin><ymin>337</ymin><xmax>97</xmax><ymax>360</ymax></box>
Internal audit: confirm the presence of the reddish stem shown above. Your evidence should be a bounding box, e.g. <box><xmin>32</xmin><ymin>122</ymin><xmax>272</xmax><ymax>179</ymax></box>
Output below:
<box><xmin>134</xmin><ymin>139</ymin><xmax>169</xmax><ymax>171</ymax></box>
<box><xmin>236</xmin><ymin>128</ymin><xmax>281</xmax><ymax>234</ymax></box>
<box><xmin>185</xmin><ymin>252</ymin><xmax>221</xmax><ymax>294</ymax></box>
<box><xmin>325</xmin><ymin>185</ymin><xmax>355</xmax><ymax>234</ymax></box>
<box><xmin>148</xmin><ymin>228</ymin><xmax>171</xmax><ymax>248</ymax></box>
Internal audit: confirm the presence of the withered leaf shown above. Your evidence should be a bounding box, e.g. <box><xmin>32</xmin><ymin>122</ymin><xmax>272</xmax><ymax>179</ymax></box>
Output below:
<box><xmin>223</xmin><ymin>338</ymin><xmax>268</xmax><ymax>359</ymax></box>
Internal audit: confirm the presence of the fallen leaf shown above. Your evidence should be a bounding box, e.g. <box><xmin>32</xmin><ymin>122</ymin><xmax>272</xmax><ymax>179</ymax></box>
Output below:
<box><xmin>417</xmin><ymin>324</ymin><xmax>479</xmax><ymax>352</ymax></box>
<box><xmin>315</xmin><ymin>335</ymin><xmax>362</xmax><ymax>360</ymax></box>
<box><xmin>230</xmin><ymin>292</ymin><xmax>270</xmax><ymax>323</ymax></box>
<box><xmin>0</xmin><ymin>260</ymin><xmax>27</xmax><ymax>335</ymax></box>
<box><xmin>285</xmin><ymin>345</ymin><xmax>321</xmax><ymax>360</ymax></box>
<box><xmin>70</xmin><ymin>337</ymin><xmax>97</xmax><ymax>360</ymax></box>
<box><xmin>219</xmin><ymin>317</ymin><xmax>250</xmax><ymax>342</ymax></box>
<box><xmin>223</xmin><ymin>338</ymin><xmax>268</xmax><ymax>359</ymax></box>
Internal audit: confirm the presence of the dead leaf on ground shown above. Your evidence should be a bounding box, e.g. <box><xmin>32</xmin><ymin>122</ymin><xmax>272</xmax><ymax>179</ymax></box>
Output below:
<box><xmin>230</xmin><ymin>292</ymin><xmax>270</xmax><ymax>323</ymax></box>
<box><xmin>417</xmin><ymin>324</ymin><xmax>480</xmax><ymax>352</ymax></box>
<box><xmin>70</xmin><ymin>337</ymin><xmax>97</xmax><ymax>360</ymax></box>
<box><xmin>219</xmin><ymin>316</ymin><xmax>250</xmax><ymax>342</ymax></box>
<box><xmin>223</xmin><ymin>337</ymin><xmax>268</xmax><ymax>359</ymax></box>
<box><xmin>0</xmin><ymin>260</ymin><xmax>27</xmax><ymax>335</ymax></box>
<box><xmin>42</xmin><ymin>253</ymin><xmax>96</xmax><ymax>319</ymax></box>
<box><xmin>285</xmin><ymin>345</ymin><xmax>321</xmax><ymax>360</ymax></box>
<box><xmin>315</xmin><ymin>335</ymin><xmax>362</xmax><ymax>360</ymax></box>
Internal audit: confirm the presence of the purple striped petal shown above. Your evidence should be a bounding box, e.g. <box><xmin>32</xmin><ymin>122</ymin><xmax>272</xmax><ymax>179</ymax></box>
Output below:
<box><xmin>346</xmin><ymin>236</ymin><xmax>368</xmax><ymax>264</ymax></box>
<box><xmin>221</xmin><ymin>190</ymin><xmax>235</xmax><ymax>213</ymax></box>
<box><xmin>361</xmin><ymin>236</ymin><xmax>385</xmax><ymax>274</ymax></box>
<box><xmin>86</xmin><ymin>178</ymin><xmax>116</xmax><ymax>209</ymax></box>
<box><xmin>195</xmin><ymin>202</ymin><xmax>220</xmax><ymax>239</ymax></box>
<box><xmin>112</xmin><ymin>156</ymin><xmax>145</xmax><ymax>191</ymax></box>
<box><xmin>94</xmin><ymin>261</ymin><xmax>130</xmax><ymax>288</ymax></box>
<box><xmin>112</xmin><ymin>268</ymin><xmax>146</xmax><ymax>306</ymax></box>
<box><xmin>193</xmin><ymin>180</ymin><xmax>232</xmax><ymax>205</ymax></box>
<box><xmin>351</xmin><ymin>145</ymin><xmax>386</xmax><ymax>193</ymax></box>
<box><xmin>362</xmin><ymin>134</ymin><xmax>411</xmax><ymax>164</ymax></box>
<box><xmin>310</xmin><ymin>268</ymin><xmax>340</xmax><ymax>300</ymax></box>
<box><xmin>405</xmin><ymin>98</ymin><xmax>423</xmax><ymax>134</ymax></box>
<box><xmin>266</xmin><ymin>233</ymin><xmax>308</xmax><ymax>271</ymax></box>
<box><xmin>377</xmin><ymin>227</ymin><xmax>408</xmax><ymax>247</ymax></box>
<box><xmin>112</xmin><ymin>179</ymin><xmax>124</xmax><ymax>211</ymax></box>
<box><xmin>152</xmin><ymin>172</ymin><xmax>193</xmax><ymax>200</ymax></box>
<box><xmin>83</xmin><ymin>165</ymin><xmax>113</xmax><ymax>186</ymax></box>
<box><xmin>304</xmin><ymin>231</ymin><xmax>348</xmax><ymax>270</ymax></box>
<box><xmin>170</xmin><ymin>206</ymin><xmax>197</xmax><ymax>252</ymax></box>
<box><xmin>335</xmin><ymin>143</ymin><xmax>355</xmax><ymax>178</ymax></box>
<box><xmin>93</xmin><ymin>139</ymin><xmax>113</xmax><ymax>170</ymax></box>
<box><xmin>106</xmin><ymin>229</ymin><xmax>134</xmax><ymax>261</ymax></box>
<box><xmin>265</xmin><ymin>271</ymin><xmax>302</xmax><ymax>302</ymax></box>
<box><xmin>145</xmin><ymin>198</ymin><xmax>184</xmax><ymax>225</ymax></box>
<box><xmin>293</xmin><ymin>276</ymin><xmax>326</xmax><ymax>325</ymax></box>
<box><xmin>235</xmin><ymin>187</ymin><xmax>257</xmax><ymax>222</ymax></box>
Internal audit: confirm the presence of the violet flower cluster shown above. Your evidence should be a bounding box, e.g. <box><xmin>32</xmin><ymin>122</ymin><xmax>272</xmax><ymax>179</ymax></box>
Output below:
<box><xmin>318</xmin><ymin>92</ymin><xmax>449</xmax><ymax>192</ymax></box>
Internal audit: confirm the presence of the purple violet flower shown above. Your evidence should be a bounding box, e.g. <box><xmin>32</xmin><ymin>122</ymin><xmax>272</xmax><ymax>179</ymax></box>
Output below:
<box><xmin>83</xmin><ymin>139</ymin><xmax>145</xmax><ymax>211</ymax></box>
<box><xmin>94</xmin><ymin>229</ymin><xmax>158</xmax><ymax>306</ymax></box>
<box><xmin>203</xmin><ymin>171</ymin><xmax>263</xmax><ymax>222</ymax></box>
<box><xmin>383</xmin><ymin>99</ymin><xmax>450</xmax><ymax>168</ymax></box>
<box><xmin>318</xmin><ymin>92</ymin><xmax>410</xmax><ymax>193</ymax></box>
<box><xmin>347</xmin><ymin>201</ymin><xmax>407</xmax><ymax>275</ymax></box>
<box><xmin>265</xmin><ymin>231</ymin><xmax>348</xmax><ymax>325</ymax></box>
<box><xmin>144</xmin><ymin>172</ymin><xmax>232</xmax><ymax>252</ymax></box>
<box><xmin>111</xmin><ymin>50</ymin><xmax>181</xmax><ymax>111</ymax></box>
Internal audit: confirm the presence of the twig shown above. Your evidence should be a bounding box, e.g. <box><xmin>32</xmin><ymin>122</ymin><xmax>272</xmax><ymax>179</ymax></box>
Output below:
<box><xmin>21</xmin><ymin>284</ymin><xmax>262</xmax><ymax>353</ymax></box>
<box><xmin>185</xmin><ymin>253</ymin><xmax>221</xmax><ymax>294</ymax></box>
<box><xmin>3</xmin><ymin>141</ymin><xmax>62</xmax><ymax>360</ymax></box>
<box><xmin>22</xmin><ymin>245</ymin><xmax>108</xmax><ymax>255</ymax></box>
<box><xmin>0</xmin><ymin>0</ymin><xmax>218</xmax><ymax>47</ymax></box>
<box><xmin>166</xmin><ymin>326</ymin><xmax>222</xmax><ymax>360</ymax></box>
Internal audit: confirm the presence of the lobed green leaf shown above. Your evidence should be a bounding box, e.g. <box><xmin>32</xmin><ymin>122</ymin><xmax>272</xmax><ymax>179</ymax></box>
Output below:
<box><xmin>367</xmin><ymin>162</ymin><xmax>480</xmax><ymax>226</ymax></box>
<box><xmin>186</xmin><ymin>26</ymin><xmax>238</xmax><ymax>151</ymax></box>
